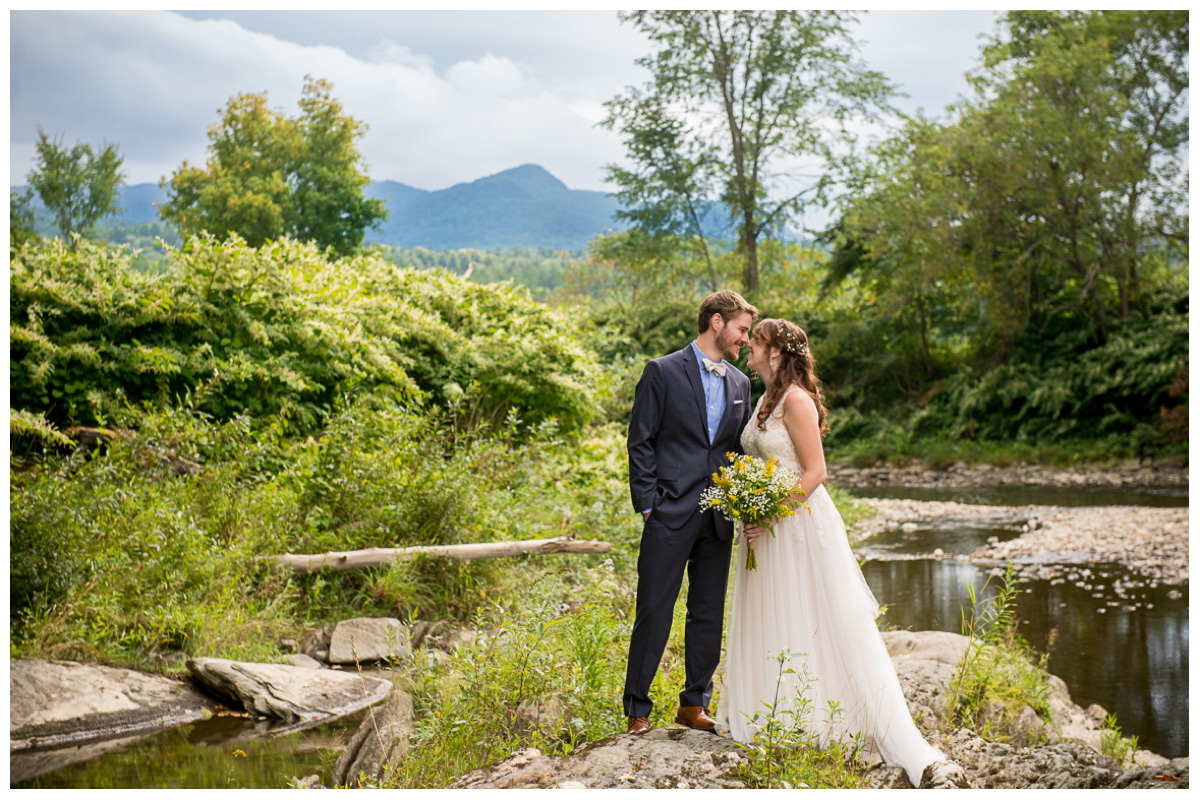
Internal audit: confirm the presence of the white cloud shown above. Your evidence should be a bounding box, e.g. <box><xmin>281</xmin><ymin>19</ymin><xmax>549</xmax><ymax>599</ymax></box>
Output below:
<box><xmin>10</xmin><ymin>9</ymin><xmax>998</xmax><ymax>198</ymax></box>
<box><xmin>445</xmin><ymin>53</ymin><xmax>526</xmax><ymax>97</ymax></box>
<box><xmin>368</xmin><ymin>40</ymin><xmax>435</xmax><ymax>72</ymax></box>
<box><xmin>11</xmin><ymin>10</ymin><xmax>627</xmax><ymax>191</ymax></box>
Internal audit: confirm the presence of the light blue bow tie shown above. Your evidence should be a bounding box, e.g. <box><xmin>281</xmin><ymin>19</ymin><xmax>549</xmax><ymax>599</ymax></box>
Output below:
<box><xmin>702</xmin><ymin>357</ymin><xmax>727</xmax><ymax>377</ymax></box>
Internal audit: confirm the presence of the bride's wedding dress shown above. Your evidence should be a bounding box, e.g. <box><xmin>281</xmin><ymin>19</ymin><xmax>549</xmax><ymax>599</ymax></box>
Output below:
<box><xmin>718</xmin><ymin>386</ymin><xmax>945</xmax><ymax>787</ymax></box>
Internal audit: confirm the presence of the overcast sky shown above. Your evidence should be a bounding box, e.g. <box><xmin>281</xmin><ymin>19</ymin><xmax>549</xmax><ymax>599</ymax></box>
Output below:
<box><xmin>10</xmin><ymin>9</ymin><xmax>1001</xmax><ymax>194</ymax></box>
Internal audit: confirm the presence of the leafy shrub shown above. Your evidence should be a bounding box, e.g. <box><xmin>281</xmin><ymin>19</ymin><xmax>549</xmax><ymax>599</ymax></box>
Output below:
<box><xmin>10</xmin><ymin>234</ymin><xmax>597</xmax><ymax>436</ymax></box>
<box><xmin>9</xmin><ymin>390</ymin><xmax>637</xmax><ymax>667</ymax></box>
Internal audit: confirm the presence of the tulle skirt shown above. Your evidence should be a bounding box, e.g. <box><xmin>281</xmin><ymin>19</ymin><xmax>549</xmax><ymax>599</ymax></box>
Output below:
<box><xmin>718</xmin><ymin>485</ymin><xmax>944</xmax><ymax>786</ymax></box>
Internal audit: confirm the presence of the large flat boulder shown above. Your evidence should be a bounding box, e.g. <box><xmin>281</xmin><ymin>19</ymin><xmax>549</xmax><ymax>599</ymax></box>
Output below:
<box><xmin>329</xmin><ymin>618</ymin><xmax>410</xmax><ymax>665</ymax></box>
<box><xmin>186</xmin><ymin>657</ymin><xmax>390</xmax><ymax>724</ymax></box>
<box><xmin>10</xmin><ymin>658</ymin><xmax>211</xmax><ymax>751</ymax></box>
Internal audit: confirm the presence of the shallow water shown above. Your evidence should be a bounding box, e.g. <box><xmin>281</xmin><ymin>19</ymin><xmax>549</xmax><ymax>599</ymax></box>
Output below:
<box><xmin>856</xmin><ymin>512</ymin><xmax>1027</xmax><ymax>556</ymax></box>
<box><xmin>846</xmin><ymin>484</ymin><xmax>1188</xmax><ymax>508</ymax></box>
<box><xmin>859</xmin><ymin>519</ymin><xmax>1189</xmax><ymax>759</ymax></box>
<box><xmin>12</xmin><ymin>710</ymin><xmax>363</xmax><ymax>789</ymax></box>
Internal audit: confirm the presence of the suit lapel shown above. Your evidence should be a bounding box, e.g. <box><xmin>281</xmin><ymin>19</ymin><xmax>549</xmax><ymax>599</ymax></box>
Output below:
<box><xmin>681</xmin><ymin>346</ymin><xmax>711</xmax><ymax>442</ymax></box>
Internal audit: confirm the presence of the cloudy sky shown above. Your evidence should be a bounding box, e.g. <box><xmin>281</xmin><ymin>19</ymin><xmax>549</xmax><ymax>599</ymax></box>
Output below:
<box><xmin>10</xmin><ymin>9</ymin><xmax>1001</xmax><ymax>194</ymax></box>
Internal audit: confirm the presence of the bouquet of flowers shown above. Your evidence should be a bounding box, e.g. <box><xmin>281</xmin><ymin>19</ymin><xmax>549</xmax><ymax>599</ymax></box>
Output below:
<box><xmin>699</xmin><ymin>453</ymin><xmax>808</xmax><ymax>571</ymax></box>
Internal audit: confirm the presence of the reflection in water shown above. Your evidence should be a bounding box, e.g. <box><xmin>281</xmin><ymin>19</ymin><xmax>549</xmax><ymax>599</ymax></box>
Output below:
<box><xmin>13</xmin><ymin>710</ymin><xmax>361</xmax><ymax>789</ymax></box>
<box><xmin>864</xmin><ymin>560</ymin><xmax>1189</xmax><ymax>759</ymax></box>
<box><xmin>848</xmin><ymin>485</ymin><xmax>1188</xmax><ymax>508</ymax></box>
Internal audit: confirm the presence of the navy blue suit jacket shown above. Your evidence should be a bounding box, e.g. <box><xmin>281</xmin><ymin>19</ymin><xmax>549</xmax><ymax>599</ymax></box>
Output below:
<box><xmin>627</xmin><ymin>345</ymin><xmax>753</xmax><ymax>540</ymax></box>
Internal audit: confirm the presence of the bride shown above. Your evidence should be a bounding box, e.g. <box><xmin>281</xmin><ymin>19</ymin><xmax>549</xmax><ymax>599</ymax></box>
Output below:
<box><xmin>717</xmin><ymin>318</ymin><xmax>946</xmax><ymax>787</ymax></box>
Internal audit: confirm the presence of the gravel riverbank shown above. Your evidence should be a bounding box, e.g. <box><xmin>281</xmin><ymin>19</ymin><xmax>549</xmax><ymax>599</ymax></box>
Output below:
<box><xmin>830</xmin><ymin>458</ymin><xmax>1187</xmax><ymax>489</ymax></box>
<box><xmin>848</xmin><ymin>498</ymin><xmax>1189</xmax><ymax>585</ymax></box>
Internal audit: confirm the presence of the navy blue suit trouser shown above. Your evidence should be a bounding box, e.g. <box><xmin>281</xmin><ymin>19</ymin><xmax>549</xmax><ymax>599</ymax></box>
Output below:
<box><xmin>622</xmin><ymin>509</ymin><xmax>732</xmax><ymax>718</ymax></box>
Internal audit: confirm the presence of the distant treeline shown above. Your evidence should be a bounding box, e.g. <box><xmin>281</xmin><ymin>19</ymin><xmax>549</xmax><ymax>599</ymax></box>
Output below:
<box><xmin>379</xmin><ymin>245</ymin><xmax>573</xmax><ymax>301</ymax></box>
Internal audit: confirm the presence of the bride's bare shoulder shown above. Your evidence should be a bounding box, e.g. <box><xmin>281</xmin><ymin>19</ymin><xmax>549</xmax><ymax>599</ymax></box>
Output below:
<box><xmin>782</xmin><ymin>385</ymin><xmax>817</xmax><ymax>418</ymax></box>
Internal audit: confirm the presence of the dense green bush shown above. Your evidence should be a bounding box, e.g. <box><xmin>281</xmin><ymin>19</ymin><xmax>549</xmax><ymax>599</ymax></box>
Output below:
<box><xmin>10</xmin><ymin>234</ymin><xmax>597</xmax><ymax>436</ymax></box>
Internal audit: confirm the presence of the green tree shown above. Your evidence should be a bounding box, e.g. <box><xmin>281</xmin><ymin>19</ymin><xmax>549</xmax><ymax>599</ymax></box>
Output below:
<box><xmin>604</xmin><ymin>11</ymin><xmax>894</xmax><ymax>296</ymax></box>
<box><xmin>160</xmin><ymin>76</ymin><xmax>386</xmax><ymax>257</ymax></box>
<box><xmin>9</xmin><ymin>189</ymin><xmax>40</xmax><ymax>252</ymax></box>
<box><xmin>24</xmin><ymin>128</ymin><xmax>125</xmax><ymax>250</ymax></box>
<box><xmin>837</xmin><ymin>10</ymin><xmax>1188</xmax><ymax>352</ymax></box>
<box><xmin>979</xmin><ymin>10</ymin><xmax>1189</xmax><ymax>326</ymax></box>
<box><xmin>602</xmin><ymin>94</ymin><xmax>721</xmax><ymax>291</ymax></box>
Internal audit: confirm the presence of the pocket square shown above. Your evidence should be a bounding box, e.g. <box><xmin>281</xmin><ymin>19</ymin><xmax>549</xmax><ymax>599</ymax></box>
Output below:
<box><xmin>733</xmin><ymin>399</ymin><xmax>743</xmax><ymax>404</ymax></box>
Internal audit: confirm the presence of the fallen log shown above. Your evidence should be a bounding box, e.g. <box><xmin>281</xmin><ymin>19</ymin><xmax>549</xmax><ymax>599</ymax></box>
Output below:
<box><xmin>264</xmin><ymin>536</ymin><xmax>612</xmax><ymax>574</ymax></box>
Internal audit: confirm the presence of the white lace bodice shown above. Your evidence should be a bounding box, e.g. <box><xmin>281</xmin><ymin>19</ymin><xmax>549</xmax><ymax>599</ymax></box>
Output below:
<box><xmin>740</xmin><ymin>385</ymin><xmax>806</xmax><ymax>477</ymax></box>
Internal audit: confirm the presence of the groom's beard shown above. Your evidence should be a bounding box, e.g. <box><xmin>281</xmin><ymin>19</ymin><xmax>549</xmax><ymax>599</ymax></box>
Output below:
<box><xmin>717</xmin><ymin>328</ymin><xmax>742</xmax><ymax>362</ymax></box>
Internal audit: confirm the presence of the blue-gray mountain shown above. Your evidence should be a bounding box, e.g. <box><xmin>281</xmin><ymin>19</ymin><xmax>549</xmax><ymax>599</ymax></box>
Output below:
<box><xmin>14</xmin><ymin>164</ymin><xmax>754</xmax><ymax>252</ymax></box>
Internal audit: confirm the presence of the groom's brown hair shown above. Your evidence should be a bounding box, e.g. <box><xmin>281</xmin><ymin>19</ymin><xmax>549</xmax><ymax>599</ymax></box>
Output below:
<box><xmin>697</xmin><ymin>290</ymin><xmax>758</xmax><ymax>335</ymax></box>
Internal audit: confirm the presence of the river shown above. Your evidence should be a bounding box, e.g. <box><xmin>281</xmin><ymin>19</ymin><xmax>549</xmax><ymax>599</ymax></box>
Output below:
<box><xmin>850</xmin><ymin>484</ymin><xmax>1188</xmax><ymax>759</ymax></box>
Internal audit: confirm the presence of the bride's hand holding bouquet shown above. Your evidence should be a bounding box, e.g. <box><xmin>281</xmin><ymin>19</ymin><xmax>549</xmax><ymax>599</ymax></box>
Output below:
<box><xmin>699</xmin><ymin>452</ymin><xmax>809</xmax><ymax>571</ymax></box>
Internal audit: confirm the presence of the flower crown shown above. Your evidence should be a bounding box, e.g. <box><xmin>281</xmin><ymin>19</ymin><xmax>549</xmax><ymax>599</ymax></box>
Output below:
<box><xmin>783</xmin><ymin>329</ymin><xmax>809</xmax><ymax>356</ymax></box>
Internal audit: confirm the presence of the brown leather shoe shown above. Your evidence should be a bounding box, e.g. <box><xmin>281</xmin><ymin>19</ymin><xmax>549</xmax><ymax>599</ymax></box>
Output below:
<box><xmin>675</xmin><ymin>705</ymin><xmax>717</xmax><ymax>732</ymax></box>
<box><xmin>627</xmin><ymin>716</ymin><xmax>652</xmax><ymax>735</ymax></box>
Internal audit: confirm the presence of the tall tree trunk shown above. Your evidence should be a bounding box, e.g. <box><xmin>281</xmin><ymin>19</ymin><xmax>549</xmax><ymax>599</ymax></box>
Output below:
<box><xmin>742</xmin><ymin>213</ymin><xmax>759</xmax><ymax>294</ymax></box>
<box><xmin>711</xmin><ymin>12</ymin><xmax>757</xmax><ymax>295</ymax></box>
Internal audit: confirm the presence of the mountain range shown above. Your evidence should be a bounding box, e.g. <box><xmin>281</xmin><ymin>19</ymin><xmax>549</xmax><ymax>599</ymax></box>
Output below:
<box><xmin>364</xmin><ymin>164</ymin><xmax>626</xmax><ymax>250</ymax></box>
<box><xmin>19</xmin><ymin>164</ymin><xmax>632</xmax><ymax>251</ymax></box>
<box><xmin>16</xmin><ymin>163</ymin><xmax>764</xmax><ymax>252</ymax></box>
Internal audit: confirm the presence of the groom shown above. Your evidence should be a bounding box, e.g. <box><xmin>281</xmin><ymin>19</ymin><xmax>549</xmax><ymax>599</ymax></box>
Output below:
<box><xmin>623</xmin><ymin>290</ymin><xmax>758</xmax><ymax>735</ymax></box>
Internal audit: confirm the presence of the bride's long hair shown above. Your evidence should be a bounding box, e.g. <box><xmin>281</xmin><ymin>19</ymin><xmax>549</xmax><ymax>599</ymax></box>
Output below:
<box><xmin>753</xmin><ymin>319</ymin><xmax>829</xmax><ymax>435</ymax></box>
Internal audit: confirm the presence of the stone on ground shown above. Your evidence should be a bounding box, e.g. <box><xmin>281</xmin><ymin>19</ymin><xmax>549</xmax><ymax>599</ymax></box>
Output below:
<box><xmin>328</xmin><ymin>618</ymin><xmax>410</xmax><ymax>664</ymax></box>
<box><xmin>450</xmin><ymin>727</ymin><xmax>748</xmax><ymax>789</ymax></box>
<box><xmin>1110</xmin><ymin>757</ymin><xmax>1189</xmax><ymax>789</ymax></box>
<box><xmin>187</xmin><ymin>657</ymin><xmax>389</xmax><ymax>723</ymax></box>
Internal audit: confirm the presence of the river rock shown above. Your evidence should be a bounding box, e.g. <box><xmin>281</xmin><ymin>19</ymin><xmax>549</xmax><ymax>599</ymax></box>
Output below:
<box><xmin>450</xmin><ymin>728</ymin><xmax>749</xmax><ymax>789</ymax></box>
<box><xmin>329</xmin><ymin>618</ymin><xmax>410</xmax><ymax>664</ymax></box>
<box><xmin>299</xmin><ymin>625</ymin><xmax>332</xmax><ymax>658</ymax></box>
<box><xmin>881</xmin><ymin>630</ymin><xmax>968</xmax><ymax>723</ymax></box>
<box><xmin>332</xmin><ymin>689</ymin><xmax>415</xmax><ymax>787</ymax></box>
<box><xmin>829</xmin><ymin>461</ymin><xmax>1186</xmax><ymax>490</ymax></box>
<box><xmin>938</xmin><ymin>727</ymin><xmax>1123</xmax><ymax>788</ymax></box>
<box><xmin>1009</xmin><ymin>704</ymin><xmax>1047</xmax><ymax>745</ymax></box>
<box><xmin>10</xmin><ymin>658</ymin><xmax>211</xmax><ymax>752</ymax></box>
<box><xmin>1110</xmin><ymin>757</ymin><xmax>1189</xmax><ymax>789</ymax></box>
<box><xmin>186</xmin><ymin>657</ymin><xmax>390</xmax><ymax>723</ymax></box>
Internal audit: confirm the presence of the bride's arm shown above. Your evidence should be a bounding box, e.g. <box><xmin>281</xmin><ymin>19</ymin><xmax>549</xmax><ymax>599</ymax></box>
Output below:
<box><xmin>781</xmin><ymin>389</ymin><xmax>826</xmax><ymax>503</ymax></box>
<box><xmin>744</xmin><ymin>390</ymin><xmax>826</xmax><ymax>543</ymax></box>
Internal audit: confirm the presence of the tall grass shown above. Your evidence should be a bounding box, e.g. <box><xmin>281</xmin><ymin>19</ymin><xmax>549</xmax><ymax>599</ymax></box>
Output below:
<box><xmin>9</xmin><ymin>397</ymin><xmax>639</xmax><ymax>669</ymax></box>
<box><xmin>947</xmin><ymin>563</ymin><xmax>1051</xmax><ymax>741</ymax></box>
